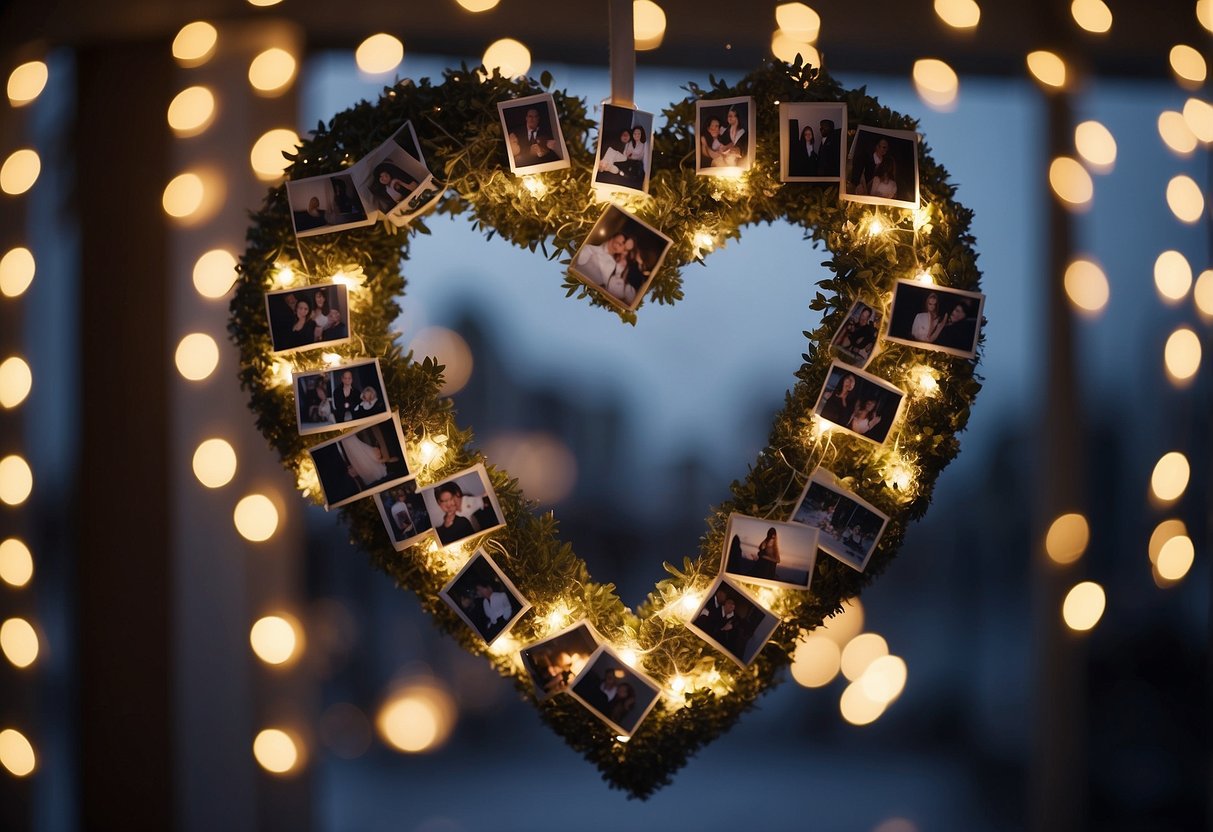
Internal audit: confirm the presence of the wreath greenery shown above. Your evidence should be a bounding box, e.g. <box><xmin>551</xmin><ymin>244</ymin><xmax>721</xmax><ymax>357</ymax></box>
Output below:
<box><xmin>229</xmin><ymin>57</ymin><xmax>983</xmax><ymax>798</ymax></box>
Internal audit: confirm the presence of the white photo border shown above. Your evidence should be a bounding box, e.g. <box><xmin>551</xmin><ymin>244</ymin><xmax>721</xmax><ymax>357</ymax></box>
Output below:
<box><xmin>421</xmin><ymin>462</ymin><xmax>507</xmax><ymax>551</ymax></box>
<box><xmin>264</xmin><ymin>282</ymin><xmax>353</xmax><ymax>356</ymax></box>
<box><xmin>306</xmin><ymin>410</ymin><xmax>414</xmax><ymax>509</ymax></box>
<box><xmin>438</xmin><ymin>547</ymin><xmax>532</xmax><ymax>646</ymax></box>
<box><xmin>828</xmin><ymin>298</ymin><xmax>883</xmax><ymax>370</ymax></box>
<box><xmin>374</xmin><ymin>483</ymin><xmax>436</xmax><ymax>552</ymax></box>
<box><xmin>842</xmin><ymin>124</ymin><xmax>921</xmax><ymax>210</ymax></box>
<box><xmin>778</xmin><ymin>101</ymin><xmax>847</xmax><ymax>185</ymax></box>
<box><xmin>812</xmin><ymin>360</ymin><xmax>907</xmax><ymax>446</ymax></box>
<box><xmin>568</xmin><ymin>204</ymin><xmax>674</xmax><ymax>313</ymax></box>
<box><xmin>789</xmin><ymin>467</ymin><xmax>890</xmax><ymax>572</ymax></box>
<box><xmin>719</xmin><ymin>512</ymin><xmax>820</xmax><ymax>592</ymax></box>
<box><xmin>883</xmin><ymin>279</ymin><xmax>986</xmax><ymax>359</ymax></box>
<box><xmin>567</xmin><ymin>644</ymin><xmax>663</xmax><ymax>738</ymax></box>
<box><xmin>591</xmin><ymin>103</ymin><xmax>655</xmax><ymax>197</ymax></box>
<box><xmin>293</xmin><ymin>358</ymin><xmax>389</xmax><ymax>437</ymax></box>
<box><xmin>685</xmin><ymin>575</ymin><xmax>781</xmax><ymax>668</ymax></box>
<box><xmin>497</xmin><ymin>92</ymin><xmax>572</xmax><ymax>176</ymax></box>
<box><xmin>694</xmin><ymin>95</ymin><xmax>757</xmax><ymax>177</ymax></box>
<box><xmin>518</xmin><ymin>619</ymin><xmax>603</xmax><ymax>702</ymax></box>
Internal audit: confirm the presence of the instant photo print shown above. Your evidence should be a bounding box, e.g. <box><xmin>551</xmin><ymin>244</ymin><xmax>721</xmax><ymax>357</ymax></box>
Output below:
<box><xmin>592</xmin><ymin>104</ymin><xmax>654</xmax><ymax>195</ymax></box>
<box><xmin>568</xmin><ymin>204</ymin><xmax>673</xmax><ymax>312</ymax></box>
<box><xmin>286</xmin><ymin>172</ymin><xmax>372</xmax><ymax>238</ymax></box>
<box><xmin>519</xmin><ymin>621</ymin><xmax>602</xmax><ymax>701</ymax></box>
<box><xmin>439</xmin><ymin>549</ymin><xmax>531</xmax><ymax>646</ymax></box>
<box><xmin>844</xmin><ymin>125</ymin><xmax>921</xmax><ymax>209</ymax></box>
<box><xmin>812</xmin><ymin>361</ymin><xmax>905</xmax><ymax>445</ymax></box>
<box><xmin>686</xmin><ymin>576</ymin><xmax>780</xmax><ymax>668</ymax></box>
<box><xmin>569</xmin><ymin>645</ymin><xmax>662</xmax><ymax>737</ymax></box>
<box><xmin>779</xmin><ymin>101</ymin><xmax>847</xmax><ymax>183</ymax></box>
<box><xmin>721</xmin><ymin>513</ymin><xmax>819</xmax><ymax>591</ymax></box>
<box><xmin>265</xmin><ymin>283</ymin><xmax>351</xmax><ymax>355</ymax></box>
<box><xmin>420</xmin><ymin>463</ymin><xmax>506</xmax><ymax>550</ymax></box>
<box><xmin>884</xmin><ymin>279</ymin><xmax>985</xmax><ymax>359</ymax></box>
<box><xmin>497</xmin><ymin>93</ymin><xmax>571</xmax><ymax>175</ymax></box>
<box><xmin>829</xmin><ymin>300</ymin><xmax>882</xmax><ymax>368</ymax></box>
<box><xmin>789</xmin><ymin>468</ymin><xmax>890</xmax><ymax>572</ymax></box>
<box><xmin>375</xmin><ymin>482</ymin><xmax>434</xmax><ymax>550</ymax></box>
<box><xmin>696</xmin><ymin>96</ymin><xmax>755</xmax><ymax>175</ymax></box>
<box><xmin>307</xmin><ymin>411</ymin><xmax>413</xmax><ymax>509</ymax></box>
<box><xmin>294</xmin><ymin>358</ymin><xmax>388</xmax><ymax>435</ymax></box>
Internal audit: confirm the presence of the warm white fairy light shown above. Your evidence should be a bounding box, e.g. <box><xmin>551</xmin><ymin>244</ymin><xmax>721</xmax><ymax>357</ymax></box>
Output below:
<box><xmin>415</xmin><ymin>434</ymin><xmax>448</xmax><ymax>468</ymax></box>
<box><xmin>693</xmin><ymin>230</ymin><xmax>716</xmax><ymax>256</ymax></box>
<box><xmin>273</xmin><ymin>263</ymin><xmax>297</xmax><ymax>286</ymax></box>
<box><xmin>883</xmin><ymin>456</ymin><xmax>916</xmax><ymax>493</ymax></box>
<box><xmin>676</xmin><ymin>590</ymin><xmax>702</xmax><ymax>617</ymax></box>
<box><xmin>521</xmin><ymin>175</ymin><xmax>548</xmax><ymax>198</ymax></box>
<box><xmin>913</xmin><ymin>269</ymin><xmax>935</xmax><ymax>284</ymax></box>
<box><xmin>907</xmin><ymin>364</ymin><xmax>939</xmax><ymax>397</ymax></box>
<box><xmin>669</xmin><ymin>674</ymin><xmax>688</xmax><ymax>694</ymax></box>
<box><xmin>321</xmin><ymin>352</ymin><xmax>343</xmax><ymax>367</ymax></box>
<box><xmin>545</xmin><ymin>603</ymin><xmax>571</xmax><ymax>631</ymax></box>
<box><xmin>912</xmin><ymin>204</ymin><xmax>932</xmax><ymax>231</ymax></box>
<box><xmin>487</xmin><ymin>633</ymin><xmax>517</xmax><ymax>656</ymax></box>
<box><xmin>617</xmin><ymin>647</ymin><xmax>640</xmax><ymax>667</ymax></box>
<box><xmin>867</xmin><ymin>216</ymin><xmax>887</xmax><ymax>237</ymax></box>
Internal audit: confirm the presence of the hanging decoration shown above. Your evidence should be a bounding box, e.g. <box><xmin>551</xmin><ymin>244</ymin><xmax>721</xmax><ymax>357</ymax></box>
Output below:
<box><xmin>229</xmin><ymin>56</ymin><xmax>985</xmax><ymax>798</ymax></box>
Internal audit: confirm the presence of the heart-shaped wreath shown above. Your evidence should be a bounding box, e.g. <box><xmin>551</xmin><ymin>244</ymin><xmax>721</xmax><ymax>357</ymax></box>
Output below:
<box><xmin>229</xmin><ymin>58</ymin><xmax>983</xmax><ymax>798</ymax></box>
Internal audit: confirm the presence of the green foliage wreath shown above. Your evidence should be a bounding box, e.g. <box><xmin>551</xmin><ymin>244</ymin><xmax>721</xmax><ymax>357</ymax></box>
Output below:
<box><xmin>229</xmin><ymin>58</ymin><xmax>983</xmax><ymax>798</ymax></box>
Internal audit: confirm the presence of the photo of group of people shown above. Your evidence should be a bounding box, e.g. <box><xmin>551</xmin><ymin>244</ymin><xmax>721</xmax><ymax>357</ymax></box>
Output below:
<box><xmin>375</xmin><ymin>482</ymin><xmax>433</xmax><ymax>549</ymax></box>
<box><xmin>294</xmin><ymin>359</ymin><xmax>388</xmax><ymax>435</ymax></box>
<box><xmin>829</xmin><ymin>300</ymin><xmax>882</xmax><ymax>367</ymax></box>
<box><xmin>569</xmin><ymin>204</ymin><xmax>673</xmax><ymax>311</ymax></box>
<box><xmin>696</xmin><ymin>95</ymin><xmax>755</xmax><ymax>175</ymax></box>
<box><xmin>569</xmin><ymin>646</ymin><xmax>662</xmax><ymax>737</ymax></box>
<box><xmin>592</xmin><ymin>104</ymin><xmax>654</xmax><ymax>195</ymax></box>
<box><xmin>285</xmin><ymin>121</ymin><xmax>441</xmax><ymax>238</ymax></box>
<box><xmin>265</xmin><ymin>283</ymin><xmax>350</xmax><ymax>354</ymax></box>
<box><xmin>779</xmin><ymin>102</ymin><xmax>846</xmax><ymax>183</ymax></box>
<box><xmin>520</xmin><ymin>621</ymin><xmax>600</xmax><ymax>701</ymax></box>
<box><xmin>721</xmin><ymin>514</ymin><xmax>819</xmax><ymax>590</ymax></box>
<box><xmin>440</xmin><ymin>549</ymin><xmax>530</xmax><ymax>646</ymax></box>
<box><xmin>813</xmin><ymin>362</ymin><xmax>905</xmax><ymax>444</ymax></box>
<box><xmin>687</xmin><ymin>576</ymin><xmax>781</xmax><ymax>667</ymax></box>
<box><xmin>790</xmin><ymin>469</ymin><xmax>890</xmax><ymax>572</ymax></box>
<box><xmin>844</xmin><ymin>125</ymin><xmax>921</xmax><ymax>209</ymax></box>
<box><xmin>885</xmin><ymin>280</ymin><xmax>985</xmax><ymax>358</ymax></box>
<box><xmin>498</xmin><ymin>93</ymin><xmax>570</xmax><ymax>175</ymax></box>
<box><xmin>307</xmin><ymin>411</ymin><xmax>413</xmax><ymax>509</ymax></box>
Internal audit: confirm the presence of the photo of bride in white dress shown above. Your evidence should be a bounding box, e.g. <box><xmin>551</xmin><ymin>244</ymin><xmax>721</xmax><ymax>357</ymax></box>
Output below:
<box><xmin>307</xmin><ymin>411</ymin><xmax>414</xmax><ymax>508</ymax></box>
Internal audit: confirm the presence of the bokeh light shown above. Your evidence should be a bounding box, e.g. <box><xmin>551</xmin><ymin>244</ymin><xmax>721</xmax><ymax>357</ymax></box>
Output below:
<box><xmin>1045</xmin><ymin>512</ymin><xmax>1089</xmax><ymax>564</ymax></box>
<box><xmin>1183</xmin><ymin>98</ymin><xmax>1213</xmax><ymax>143</ymax></box>
<box><xmin>1159</xmin><ymin>110</ymin><xmax>1198</xmax><ymax>156</ymax></box>
<box><xmin>790</xmin><ymin>631</ymin><xmax>841</xmax><ymax>688</ymax></box>
<box><xmin>377</xmin><ymin>681</ymin><xmax>456</xmax><ymax>753</ymax></box>
<box><xmin>0</xmin><ymin>455</ymin><xmax>33</xmax><ymax>506</ymax></box>
<box><xmin>234</xmin><ymin>494</ymin><xmax>279</xmax><ymax>542</ymax></box>
<box><xmin>1164</xmin><ymin>327</ymin><xmax>1201</xmax><ymax>382</ymax></box>
<box><xmin>0</xmin><ymin>539</ymin><xmax>33</xmax><ymax>587</ymax></box>
<box><xmin>1027</xmin><ymin>50</ymin><xmax>1067</xmax><ymax>89</ymax></box>
<box><xmin>634</xmin><ymin>0</ymin><xmax>668</xmax><ymax>50</ymax></box>
<box><xmin>481</xmin><ymin>38</ymin><xmax>531</xmax><ymax>80</ymax></box>
<box><xmin>250</xmin><ymin>614</ymin><xmax>302</xmax><ymax>665</ymax></box>
<box><xmin>1200</xmin><ymin>0</ymin><xmax>1213</xmax><ymax>32</ymax></box>
<box><xmin>1049</xmin><ymin>157</ymin><xmax>1092</xmax><ymax>207</ymax></box>
<box><xmin>248</xmin><ymin>48</ymin><xmax>297</xmax><ymax>95</ymax></box>
<box><xmin>934</xmin><ymin>0</ymin><xmax>981</xmax><ymax>29</ymax></box>
<box><xmin>355</xmin><ymin>34</ymin><xmax>405</xmax><ymax>75</ymax></box>
<box><xmin>1166</xmin><ymin>175</ymin><xmax>1205</xmax><ymax>223</ymax></box>
<box><xmin>1194</xmin><ymin>269</ymin><xmax>1213</xmax><ymax>319</ymax></box>
<box><xmin>840</xmin><ymin>632</ymin><xmax>888</xmax><ymax>681</ymax></box>
<box><xmin>192</xmin><ymin>249</ymin><xmax>239</xmax><ymax>298</ymax></box>
<box><xmin>481</xmin><ymin>432</ymin><xmax>576</xmax><ymax>504</ymax></box>
<box><xmin>456</xmin><ymin>0</ymin><xmax>500</xmax><ymax>9</ymax></box>
<box><xmin>913</xmin><ymin>59</ymin><xmax>959</xmax><ymax>111</ymax></box>
<box><xmin>1154</xmin><ymin>250</ymin><xmax>1193</xmax><ymax>303</ymax></box>
<box><xmin>770</xmin><ymin>34</ymin><xmax>820</xmax><ymax>68</ymax></box>
<box><xmin>1070</xmin><ymin>0</ymin><xmax>1112</xmax><ymax>33</ymax></box>
<box><xmin>167</xmin><ymin>86</ymin><xmax>216</xmax><ymax>137</ymax></box>
<box><xmin>174</xmin><ymin>333</ymin><xmax>220</xmax><ymax>381</ymax></box>
<box><xmin>192</xmin><ymin>438</ymin><xmax>238</xmax><ymax>488</ymax></box>
<box><xmin>1150</xmin><ymin>451</ymin><xmax>1190</xmax><ymax>502</ymax></box>
<box><xmin>1062</xmin><ymin>581</ymin><xmax>1105</xmax><ymax>632</ymax></box>
<box><xmin>857</xmin><ymin>655</ymin><xmax>907</xmax><ymax>704</ymax></box>
<box><xmin>840</xmin><ymin>680</ymin><xmax>888</xmax><ymax>725</ymax></box>
<box><xmin>776</xmin><ymin>3</ymin><xmax>821</xmax><ymax>42</ymax></box>
<box><xmin>818</xmin><ymin>597</ymin><xmax>864</xmax><ymax>646</ymax></box>
<box><xmin>253</xmin><ymin>728</ymin><xmax>301</xmax><ymax>774</ymax></box>
<box><xmin>0</xmin><ymin>618</ymin><xmax>38</xmax><ymax>668</ymax></box>
<box><xmin>1074</xmin><ymin>120</ymin><xmax>1116</xmax><ymax>172</ymax></box>
<box><xmin>162</xmin><ymin>173</ymin><xmax>205</xmax><ymax>219</ymax></box>
<box><xmin>1063</xmin><ymin>259</ymin><xmax>1108</xmax><ymax>314</ymax></box>
<box><xmin>250</xmin><ymin>128</ymin><xmax>300</xmax><ymax>180</ymax></box>
<box><xmin>0</xmin><ymin>247</ymin><xmax>34</xmax><ymax>298</ymax></box>
<box><xmin>1170</xmin><ymin>44</ymin><xmax>1207</xmax><ymax>88</ymax></box>
<box><xmin>0</xmin><ymin>729</ymin><xmax>36</xmax><ymax>777</ymax></box>
<box><xmin>1</xmin><ymin>149</ymin><xmax>40</xmax><ymax>196</ymax></box>
<box><xmin>406</xmin><ymin>327</ymin><xmax>473</xmax><ymax>395</ymax></box>
<box><xmin>7</xmin><ymin>61</ymin><xmax>48</xmax><ymax>106</ymax></box>
<box><xmin>1148</xmin><ymin>519</ymin><xmax>1187</xmax><ymax>564</ymax></box>
<box><xmin>1156</xmin><ymin>535</ymin><xmax>1195</xmax><ymax>581</ymax></box>
<box><xmin>172</xmin><ymin>21</ymin><xmax>218</xmax><ymax>67</ymax></box>
<box><xmin>0</xmin><ymin>357</ymin><xmax>32</xmax><ymax>409</ymax></box>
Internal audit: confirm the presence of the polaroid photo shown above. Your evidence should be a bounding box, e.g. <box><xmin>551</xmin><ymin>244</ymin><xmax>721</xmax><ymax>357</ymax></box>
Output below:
<box><xmin>592</xmin><ymin>104</ymin><xmax>654</xmax><ymax>195</ymax></box>
<box><xmin>844</xmin><ymin>125</ymin><xmax>921</xmax><ymax>209</ymax></box>
<box><xmin>307</xmin><ymin>411</ymin><xmax>413</xmax><ymax>509</ymax></box>
<box><xmin>812</xmin><ymin>361</ymin><xmax>905</xmax><ymax>445</ymax></box>
<box><xmin>884</xmin><ymin>279</ymin><xmax>985</xmax><ymax>359</ymax></box>
<box><xmin>439</xmin><ymin>548</ymin><xmax>531</xmax><ymax>646</ymax></box>
<box><xmin>265</xmin><ymin>283</ymin><xmax>351</xmax><ymax>355</ymax></box>
<box><xmin>352</xmin><ymin>121</ymin><xmax>442</xmax><ymax>228</ymax></box>
<box><xmin>789</xmin><ymin>468</ymin><xmax>890</xmax><ymax>572</ymax></box>
<box><xmin>829</xmin><ymin>299</ymin><xmax>882</xmax><ymax>368</ymax></box>
<box><xmin>374</xmin><ymin>481</ymin><xmax>435</xmax><ymax>550</ymax></box>
<box><xmin>285</xmin><ymin>172</ymin><xmax>373</xmax><ymax>238</ymax></box>
<box><xmin>568</xmin><ymin>204</ymin><xmax>673</xmax><ymax>312</ymax></box>
<box><xmin>420</xmin><ymin>463</ymin><xmax>506</xmax><ymax>550</ymax></box>
<box><xmin>686</xmin><ymin>575</ymin><xmax>781</xmax><ymax>668</ymax></box>
<box><xmin>294</xmin><ymin>358</ymin><xmax>388</xmax><ymax>436</ymax></box>
<box><xmin>696</xmin><ymin>96</ymin><xmax>756</xmax><ymax>176</ymax></box>
<box><xmin>721</xmin><ymin>513</ymin><xmax>819</xmax><ymax>591</ymax></box>
<box><xmin>519</xmin><ymin>620</ymin><xmax>602</xmax><ymax>701</ymax></box>
<box><xmin>498</xmin><ymin>93</ymin><xmax>571</xmax><ymax>176</ymax></box>
<box><xmin>779</xmin><ymin>102</ymin><xmax>847</xmax><ymax>184</ymax></box>
<box><xmin>568</xmin><ymin>645</ymin><xmax>662</xmax><ymax>737</ymax></box>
